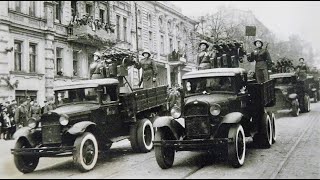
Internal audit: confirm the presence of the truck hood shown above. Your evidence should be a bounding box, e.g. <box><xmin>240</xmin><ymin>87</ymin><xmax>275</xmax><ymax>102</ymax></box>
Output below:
<box><xmin>185</xmin><ymin>94</ymin><xmax>236</xmax><ymax>105</ymax></box>
<box><xmin>52</xmin><ymin>103</ymin><xmax>100</xmax><ymax>116</ymax></box>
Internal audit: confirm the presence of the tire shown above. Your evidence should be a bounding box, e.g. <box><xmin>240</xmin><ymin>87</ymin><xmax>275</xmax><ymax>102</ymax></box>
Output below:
<box><xmin>227</xmin><ymin>124</ymin><xmax>246</xmax><ymax>168</ymax></box>
<box><xmin>301</xmin><ymin>95</ymin><xmax>311</xmax><ymax>113</ymax></box>
<box><xmin>73</xmin><ymin>132</ymin><xmax>99</xmax><ymax>172</ymax></box>
<box><xmin>130</xmin><ymin>124</ymin><xmax>140</xmax><ymax>153</ymax></box>
<box><xmin>291</xmin><ymin>101</ymin><xmax>300</xmax><ymax>117</ymax></box>
<box><xmin>253</xmin><ymin>112</ymin><xmax>272</xmax><ymax>148</ymax></box>
<box><xmin>154</xmin><ymin>129</ymin><xmax>175</xmax><ymax>169</ymax></box>
<box><xmin>270</xmin><ymin>112</ymin><xmax>277</xmax><ymax>144</ymax></box>
<box><xmin>14</xmin><ymin>138</ymin><xmax>39</xmax><ymax>174</ymax></box>
<box><xmin>136</xmin><ymin>118</ymin><xmax>154</xmax><ymax>153</ymax></box>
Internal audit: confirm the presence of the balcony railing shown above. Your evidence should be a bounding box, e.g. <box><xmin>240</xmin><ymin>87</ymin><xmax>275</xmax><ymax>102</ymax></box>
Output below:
<box><xmin>67</xmin><ymin>18</ymin><xmax>116</xmax><ymax>47</ymax></box>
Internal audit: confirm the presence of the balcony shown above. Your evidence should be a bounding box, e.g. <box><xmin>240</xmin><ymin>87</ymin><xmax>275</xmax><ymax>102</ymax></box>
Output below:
<box><xmin>67</xmin><ymin>22</ymin><xmax>116</xmax><ymax>47</ymax></box>
<box><xmin>167</xmin><ymin>50</ymin><xmax>187</xmax><ymax>67</ymax></box>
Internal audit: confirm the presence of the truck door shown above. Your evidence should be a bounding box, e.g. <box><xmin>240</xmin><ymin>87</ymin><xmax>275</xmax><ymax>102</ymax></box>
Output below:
<box><xmin>100</xmin><ymin>85</ymin><xmax>122</xmax><ymax>138</ymax></box>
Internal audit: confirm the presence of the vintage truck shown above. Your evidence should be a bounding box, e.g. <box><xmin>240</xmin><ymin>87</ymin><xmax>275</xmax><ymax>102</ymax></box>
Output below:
<box><xmin>153</xmin><ymin>68</ymin><xmax>276</xmax><ymax>169</ymax></box>
<box><xmin>269</xmin><ymin>73</ymin><xmax>312</xmax><ymax>116</ymax></box>
<box><xmin>11</xmin><ymin>77</ymin><xmax>168</xmax><ymax>173</ymax></box>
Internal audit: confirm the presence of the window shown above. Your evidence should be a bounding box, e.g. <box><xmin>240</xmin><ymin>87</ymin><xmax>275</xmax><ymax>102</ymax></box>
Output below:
<box><xmin>123</xmin><ymin>17</ymin><xmax>127</xmax><ymax>42</ymax></box>
<box><xmin>100</xmin><ymin>9</ymin><xmax>105</xmax><ymax>23</ymax></box>
<box><xmin>138</xmin><ymin>27</ymin><xmax>142</xmax><ymax>49</ymax></box>
<box><xmin>29</xmin><ymin>43</ymin><xmax>37</xmax><ymax>73</ymax></box>
<box><xmin>148</xmin><ymin>14</ymin><xmax>152</xmax><ymax>27</ymax></box>
<box><xmin>116</xmin><ymin>15</ymin><xmax>120</xmax><ymax>40</ymax></box>
<box><xmin>56</xmin><ymin>48</ymin><xmax>63</xmax><ymax>75</ymax></box>
<box><xmin>15</xmin><ymin>90</ymin><xmax>37</xmax><ymax>106</ymax></box>
<box><xmin>71</xmin><ymin>1</ymin><xmax>77</xmax><ymax>17</ymax></box>
<box><xmin>176</xmin><ymin>25</ymin><xmax>180</xmax><ymax>34</ymax></box>
<box><xmin>14</xmin><ymin>41</ymin><xmax>22</xmax><ymax>71</ymax></box>
<box><xmin>168</xmin><ymin>20</ymin><xmax>172</xmax><ymax>33</ymax></box>
<box><xmin>159</xmin><ymin>17</ymin><xmax>163</xmax><ymax>31</ymax></box>
<box><xmin>15</xmin><ymin>1</ymin><xmax>21</xmax><ymax>12</ymax></box>
<box><xmin>137</xmin><ymin>10</ymin><xmax>141</xmax><ymax>23</ymax></box>
<box><xmin>177</xmin><ymin>41</ymin><xmax>181</xmax><ymax>51</ymax></box>
<box><xmin>169</xmin><ymin>38</ymin><xmax>173</xmax><ymax>52</ymax></box>
<box><xmin>29</xmin><ymin>1</ymin><xmax>36</xmax><ymax>16</ymax></box>
<box><xmin>86</xmin><ymin>3</ymin><xmax>92</xmax><ymax>16</ymax></box>
<box><xmin>55</xmin><ymin>1</ymin><xmax>62</xmax><ymax>22</ymax></box>
<box><xmin>149</xmin><ymin>31</ymin><xmax>153</xmax><ymax>51</ymax></box>
<box><xmin>73</xmin><ymin>51</ymin><xmax>79</xmax><ymax>76</ymax></box>
<box><xmin>160</xmin><ymin>35</ymin><xmax>164</xmax><ymax>54</ymax></box>
<box><xmin>106</xmin><ymin>1</ymin><xmax>110</xmax><ymax>24</ymax></box>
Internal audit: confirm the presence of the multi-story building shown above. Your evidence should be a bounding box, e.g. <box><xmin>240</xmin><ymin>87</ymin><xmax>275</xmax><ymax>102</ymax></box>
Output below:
<box><xmin>0</xmin><ymin>1</ymin><xmax>198</xmax><ymax>105</ymax></box>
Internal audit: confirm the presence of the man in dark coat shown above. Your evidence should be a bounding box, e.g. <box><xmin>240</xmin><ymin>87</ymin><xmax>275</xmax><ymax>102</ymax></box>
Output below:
<box><xmin>14</xmin><ymin>98</ymin><xmax>29</xmax><ymax>130</ymax></box>
<box><xmin>247</xmin><ymin>39</ymin><xmax>272</xmax><ymax>83</ymax></box>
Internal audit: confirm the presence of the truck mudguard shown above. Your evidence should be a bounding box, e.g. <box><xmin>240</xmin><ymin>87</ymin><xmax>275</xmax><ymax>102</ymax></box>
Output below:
<box><xmin>153</xmin><ymin>116</ymin><xmax>185</xmax><ymax>139</ymax></box>
<box><xmin>67</xmin><ymin>121</ymin><xmax>96</xmax><ymax>135</ymax></box>
<box><xmin>13</xmin><ymin>127</ymin><xmax>38</xmax><ymax>147</ymax></box>
<box><xmin>222</xmin><ymin>112</ymin><xmax>244</xmax><ymax>124</ymax></box>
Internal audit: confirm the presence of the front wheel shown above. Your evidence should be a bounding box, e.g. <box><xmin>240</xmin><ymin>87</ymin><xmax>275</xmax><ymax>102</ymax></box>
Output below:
<box><xmin>73</xmin><ymin>132</ymin><xmax>99</xmax><ymax>172</ymax></box>
<box><xmin>154</xmin><ymin>129</ymin><xmax>175</xmax><ymax>169</ymax></box>
<box><xmin>14</xmin><ymin>139</ymin><xmax>39</xmax><ymax>174</ymax></box>
<box><xmin>228</xmin><ymin>124</ymin><xmax>246</xmax><ymax>168</ymax></box>
<box><xmin>291</xmin><ymin>100</ymin><xmax>300</xmax><ymax>117</ymax></box>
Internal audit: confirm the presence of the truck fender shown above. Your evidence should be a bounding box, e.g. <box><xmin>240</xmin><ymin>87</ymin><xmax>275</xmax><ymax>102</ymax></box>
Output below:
<box><xmin>153</xmin><ymin>116</ymin><xmax>185</xmax><ymax>140</ymax></box>
<box><xmin>67</xmin><ymin>121</ymin><xmax>96</xmax><ymax>135</ymax></box>
<box><xmin>222</xmin><ymin>112</ymin><xmax>244</xmax><ymax>124</ymax></box>
<box><xmin>13</xmin><ymin>127</ymin><xmax>37</xmax><ymax>147</ymax></box>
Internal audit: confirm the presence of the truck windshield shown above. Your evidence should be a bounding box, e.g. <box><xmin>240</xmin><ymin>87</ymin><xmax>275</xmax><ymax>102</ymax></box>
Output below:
<box><xmin>184</xmin><ymin>76</ymin><xmax>234</xmax><ymax>95</ymax></box>
<box><xmin>55</xmin><ymin>88</ymin><xmax>99</xmax><ymax>105</ymax></box>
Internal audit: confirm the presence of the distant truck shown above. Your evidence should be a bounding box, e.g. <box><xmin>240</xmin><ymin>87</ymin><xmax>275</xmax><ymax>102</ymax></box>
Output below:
<box><xmin>153</xmin><ymin>68</ymin><xmax>276</xmax><ymax>169</ymax></box>
<box><xmin>11</xmin><ymin>78</ymin><xmax>168</xmax><ymax>173</ymax></box>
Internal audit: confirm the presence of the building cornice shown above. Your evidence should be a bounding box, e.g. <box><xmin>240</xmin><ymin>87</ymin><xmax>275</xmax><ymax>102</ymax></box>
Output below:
<box><xmin>149</xmin><ymin>1</ymin><xmax>197</xmax><ymax>25</ymax></box>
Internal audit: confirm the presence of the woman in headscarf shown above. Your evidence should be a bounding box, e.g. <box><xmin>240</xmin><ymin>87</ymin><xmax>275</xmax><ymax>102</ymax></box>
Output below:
<box><xmin>134</xmin><ymin>49</ymin><xmax>158</xmax><ymax>88</ymax></box>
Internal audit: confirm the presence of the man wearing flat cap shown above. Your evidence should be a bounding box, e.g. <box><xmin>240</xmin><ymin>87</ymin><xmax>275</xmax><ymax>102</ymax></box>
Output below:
<box><xmin>296</xmin><ymin>57</ymin><xmax>308</xmax><ymax>80</ymax></box>
<box><xmin>247</xmin><ymin>39</ymin><xmax>272</xmax><ymax>83</ymax></box>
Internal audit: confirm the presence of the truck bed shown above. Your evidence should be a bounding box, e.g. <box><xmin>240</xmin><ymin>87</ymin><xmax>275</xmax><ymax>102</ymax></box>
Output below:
<box><xmin>119</xmin><ymin>85</ymin><xmax>168</xmax><ymax>115</ymax></box>
<box><xmin>247</xmin><ymin>79</ymin><xmax>276</xmax><ymax>107</ymax></box>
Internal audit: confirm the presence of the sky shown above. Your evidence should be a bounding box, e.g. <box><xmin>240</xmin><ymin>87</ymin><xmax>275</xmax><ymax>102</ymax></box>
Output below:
<box><xmin>171</xmin><ymin>1</ymin><xmax>320</xmax><ymax>59</ymax></box>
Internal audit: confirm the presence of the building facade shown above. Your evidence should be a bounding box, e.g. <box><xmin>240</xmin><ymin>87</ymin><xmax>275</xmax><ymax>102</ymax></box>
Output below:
<box><xmin>0</xmin><ymin>1</ymin><xmax>198</xmax><ymax>105</ymax></box>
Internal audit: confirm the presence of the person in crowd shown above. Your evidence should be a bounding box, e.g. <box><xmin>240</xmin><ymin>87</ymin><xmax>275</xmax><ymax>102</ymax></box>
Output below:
<box><xmin>247</xmin><ymin>38</ymin><xmax>272</xmax><ymax>83</ymax></box>
<box><xmin>30</xmin><ymin>101</ymin><xmax>41</xmax><ymax>122</ymax></box>
<box><xmin>134</xmin><ymin>49</ymin><xmax>158</xmax><ymax>88</ymax></box>
<box><xmin>14</xmin><ymin>98</ymin><xmax>29</xmax><ymax>130</ymax></box>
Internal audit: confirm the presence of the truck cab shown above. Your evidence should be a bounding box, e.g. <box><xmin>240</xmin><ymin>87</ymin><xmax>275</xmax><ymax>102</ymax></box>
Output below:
<box><xmin>153</xmin><ymin>68</ymin><xmax>276</xmax><ymax>169</ymax></box>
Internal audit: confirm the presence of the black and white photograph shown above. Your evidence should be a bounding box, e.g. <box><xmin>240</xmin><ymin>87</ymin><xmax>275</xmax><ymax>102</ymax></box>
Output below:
<box><xmin>0</xmin><ymin>1</ymin><xmax>319</xmax><ymax>179</ymax></box>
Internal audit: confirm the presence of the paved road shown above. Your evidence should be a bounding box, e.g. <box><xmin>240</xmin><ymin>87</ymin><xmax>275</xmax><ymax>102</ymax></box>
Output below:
<box><xmin>1</xmin><ymin>103</ymin><xmax>320</xmax><ymax>179</ymax></box>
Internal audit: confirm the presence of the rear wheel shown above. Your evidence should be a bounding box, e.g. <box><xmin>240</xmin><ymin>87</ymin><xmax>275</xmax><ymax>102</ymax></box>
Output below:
<box><xmin>155</xmin><ymin>129</ymin><xmax>175</xmax><ymax>169</ymax></box>
<box><xmin>269</xmin><ymin>112</ymin><xmax>277</xmax><ymax>144</ymax></box>
<box><xmin>227</xmin><ymin>124</ymin><xmax>246</xmax><ymax>168</ymax></box>
<box><xmin>14</xmin><ymin>138</ymin><xmax>39</xmax><ymax>174</ymax></box>
<box><xmin>253</xmin><ymin>112</ymin><xmax>272</xmax><ymax>148</ymax></box>
<box><xmin>136</xmin><ymin>119</ymin><xmax>154</xmax><ymax>153</ymax></box>
<box><xmin>301</xmin><ymin>95</ymin><xmax>311</xmax><ymax>113</ymax></box>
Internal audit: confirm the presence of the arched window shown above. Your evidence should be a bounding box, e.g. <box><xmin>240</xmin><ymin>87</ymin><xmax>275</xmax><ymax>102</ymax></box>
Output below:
<box><xmin>183</xmin><ymin>29</ymin><xmax>187</xmax><ymax>39</ymax></box>
<box><xmin>148</xmin><ymin>14</ymin><xmax>152</xmax><ymax>27</ymax></box>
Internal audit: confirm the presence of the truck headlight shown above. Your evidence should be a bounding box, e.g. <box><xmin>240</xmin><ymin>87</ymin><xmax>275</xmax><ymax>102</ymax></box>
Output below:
<box><xmin>59</xmin><ymin>115</ymin><xmax>69</xmax><ymax>126</ymax></box>
<box><xmin>210</xmin><ymin>104</ymin><xmax>221</xmax><ymax>116</ymax></box>
<box><xmin>28</xmin><ymin>118</ymin><xmax>38</xmax><ymax>129</ymax></box>
<box><xmin>171</xmin><ymin>105</ymin><xmax>181</xmax><ymax>119</ymax></box>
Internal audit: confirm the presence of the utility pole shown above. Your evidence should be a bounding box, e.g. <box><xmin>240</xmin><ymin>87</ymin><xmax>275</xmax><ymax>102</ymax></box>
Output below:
<box><xmin>134</xmin><ymin>2</ymin><xmax>141</xmax><ymax>87</ymax></box>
